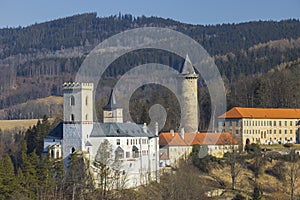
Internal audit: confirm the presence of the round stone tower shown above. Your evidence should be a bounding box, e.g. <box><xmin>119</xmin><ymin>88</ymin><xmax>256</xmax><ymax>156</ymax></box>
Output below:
<box><xmin>180</xmin><ymin>54</ymin><xmax>199</xmax><ymax>133</ymax></box>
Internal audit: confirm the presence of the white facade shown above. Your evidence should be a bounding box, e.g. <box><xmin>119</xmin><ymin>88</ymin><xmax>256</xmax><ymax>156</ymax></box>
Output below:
<box><xmin>88</xmin><ymin>135</ymin><xmax>159</xmax><ymax>188</ymax></box>
<box><xmin>44</xmin><ymin>83</ymin><xmax>159</xmax><ymax>189</ymax></box>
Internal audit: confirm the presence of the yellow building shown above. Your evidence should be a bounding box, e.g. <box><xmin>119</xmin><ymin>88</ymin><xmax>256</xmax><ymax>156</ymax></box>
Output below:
<box><xmin>218</xmin><ymin>107</ymin><xmax>300</xmax><ymax>150</ymax></box>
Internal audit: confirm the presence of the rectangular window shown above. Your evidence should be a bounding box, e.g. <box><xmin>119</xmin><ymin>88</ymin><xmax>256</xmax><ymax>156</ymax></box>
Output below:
<box><xmin>274</xmin><ymin>130</ymin><xmax>276</xmax><ymax>134</ymax></box>
<box><xmin>285</xmin><ymin>130</ymin><xmax>287</xmax><ymax>134</ymax></box>
<box><xmin>279</xmin><ymin>121</ymin><xmax>282</xmax><ymax>126</ymax></box>
<box><xmin>117</xmin><ymin>139</ymin><xmax>120</xmax><ymax>145</ymax></box>
<box><xmin>236</xmin><ymin>130</ymin><xmax>239</xmax><ymax>134</ymax></box>
<box><xmin>269</xmin><ymin>121</ymin><xmax>272</xmax><ymax>126</ymax></box>
<box><xmin>126</xmin><ymin>152</ymin><xmax>130</xmax><ymax>158</ymax></box>
<box><xmin>279</xmin><ymin>130</ymin><xmax>282</xmax><ymax>134</ymax></box>
<box><xmin>274</xmin><ymin>121</ymin><xmax>276</xmax><ymax>126</ymax></box>
<box><xmin>290</xmin><ymin>130</ymin><xmax>293</xmax><ymax>134</ymax></box>
<box><xmin>290</xmin><ymin>121</ymin><xmax>293</xmax><ymax>126</ymax></box>
<box><xmin>284</xmin><ymin>121</ymin><xmax>287</xmax><ymax>126</ymax></box>
<box><xmin>229</xmin><ymin>121</ymin><xmax>232</xmax><ymax>126</ymax></box>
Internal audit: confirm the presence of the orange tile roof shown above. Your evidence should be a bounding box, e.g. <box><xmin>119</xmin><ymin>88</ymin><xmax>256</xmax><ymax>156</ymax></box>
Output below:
<box><xmin>159</xmin><ymin>132</ymin><xmax>188</xmax><ymax>146</ymax></box>
<box><xmin>159</xmin><ymin>132</ymin><xmax>237</xmax><ymax>146</ymax></box>
<box><xmin>218</xmin><ymin>107</ymin><xmax>300</xmax><ymax>119</ymax></box>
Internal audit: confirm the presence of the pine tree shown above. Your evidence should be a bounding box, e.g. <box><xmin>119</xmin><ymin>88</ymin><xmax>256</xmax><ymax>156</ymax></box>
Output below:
<box><xmin>0</xmin><ymin>155</ymin><xmax>19</xmax><ymax>198</ymax></box>
<box><xmin>20</xmin><ymin>141</ymin><xmax>39</xmax><ymax>199</ymax></box>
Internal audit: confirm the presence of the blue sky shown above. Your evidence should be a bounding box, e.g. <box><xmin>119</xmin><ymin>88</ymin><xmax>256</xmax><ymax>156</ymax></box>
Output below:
<box><xmin>0</xmin><ymin>0</ymin><xmax>299</xmax><ymax>28</ymax></box>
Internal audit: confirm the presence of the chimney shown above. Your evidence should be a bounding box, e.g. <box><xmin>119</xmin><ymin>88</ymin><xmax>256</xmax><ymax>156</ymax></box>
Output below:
<box><xmin>180</xmin><ymin>128</ymin><xmax>185</xmax><ymax>140</ymax></box>
<box><xmin>155</xmin><ymin>122</ymin><xmax>158</xmax><ymax>136</ymax></box>
<box><xmin>170</xmin><ymin>129</ymin><xmax>174</xmax><ymax>137</ymax></box>
<box><xmin>143</xmin><ymin>123</ymin><xmax>147</xmax><ymax>134</ymax></box>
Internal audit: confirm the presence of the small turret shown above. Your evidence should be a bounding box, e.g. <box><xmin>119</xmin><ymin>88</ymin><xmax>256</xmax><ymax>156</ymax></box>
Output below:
<box><xmin>103</xmin><ymin>90</ymin><xmax>123</xmax><ymax>123</ymax></box>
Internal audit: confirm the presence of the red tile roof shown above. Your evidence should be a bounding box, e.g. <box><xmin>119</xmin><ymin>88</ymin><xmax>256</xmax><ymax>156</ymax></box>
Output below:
<box><xmin>218</xmin><ymin>107</ymin><xmax>300</xmax><ymax>119</ymax></box>
<box><xmin>159</xmin><ymin>132</ymin><xmax>188</xmax><ymax>146</ymax></box>
<box><xmin>159</xmin><ymin>132</ymin><xmax>237</xmax><ymax>147</ymax></box>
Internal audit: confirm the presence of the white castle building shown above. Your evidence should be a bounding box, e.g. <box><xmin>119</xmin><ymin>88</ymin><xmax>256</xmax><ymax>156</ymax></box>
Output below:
<box><xmin>44</xmin><ymin>82</ymin><xmax>159</xmax><ymax>188</ymax></box>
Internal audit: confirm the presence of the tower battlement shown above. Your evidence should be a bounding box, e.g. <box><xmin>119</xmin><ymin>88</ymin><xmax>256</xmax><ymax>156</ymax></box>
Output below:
<box><xmin>63</xmin><ymin>82</ymin><xmax>93</xmax><ymax>90</ymax></box>
<box><xmin>180</xmin><ymin>73</ymin><xmax>199</xmax><ymax>79</ymax></box>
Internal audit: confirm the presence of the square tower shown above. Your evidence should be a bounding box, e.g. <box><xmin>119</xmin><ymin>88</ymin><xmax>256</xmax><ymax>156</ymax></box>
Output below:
<box><xmin>63</xmin><ymin>82</ymin><xmax>93</xmax><ymax>123</ymax></box>
<box><xmin>62</xmin><ymin>82</ymin><xmax>94</xmax><ymax>160</ymax></box>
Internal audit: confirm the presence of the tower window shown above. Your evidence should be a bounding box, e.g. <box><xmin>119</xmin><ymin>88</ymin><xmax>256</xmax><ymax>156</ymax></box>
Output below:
<box><xmin>85</xmin><ymin>96</ymin><xmax>88</xmax><ymax>106</ymax></box>
<box><xmin>71</xmin><ymin>114</ymin><xmax>75</xmax><ymax>122</ymax></box>
<box><xmin>85</xmin><ymin>114</ymin><xmax>88</xmax><ymax>121</ymax></box>
<box><xmin>70</xmin><ymin>96</ymin><xmax>75</xmax><ymax>106</ymax></box>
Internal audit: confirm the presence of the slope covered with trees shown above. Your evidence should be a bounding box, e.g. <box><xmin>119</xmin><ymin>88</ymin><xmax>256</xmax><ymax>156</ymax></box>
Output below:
<box><xmin>0</xmin><ymin>13</ymin><xmax>300</xmax><ymax>131</ymax></box>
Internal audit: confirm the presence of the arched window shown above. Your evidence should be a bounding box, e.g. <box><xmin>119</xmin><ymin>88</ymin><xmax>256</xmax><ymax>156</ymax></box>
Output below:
<box><xmin>115</xmin><ymin>146</ymin><xmax>124</xmax><ymax>160</ymax></box>
<box><xmin>56</xmin><ymin>150</ymin><xmax>60</xmax><ymax>158</ymax></box>
<box><xmin>85</xmin><ymin>96</ymin><xmax>88</xmax><ymax>106</ymax></box>
<box><xmin>71</xmin><ymin>147</ymin><xmax>75</xmax><ymax>154</ymax></box>
<box><xmin>50</xmin><ymin>149</ymin><xmax>55</xmax><ymax>159</ymax></box>
<box><xmin>71</xmin><ymin>114</ymin><xmax>75</xmax><ymax>122</ymax></box>
<box><xmin>70</xmin><ymin>95</ymin><xmax>75</xmax><ymax>106</ymax></box>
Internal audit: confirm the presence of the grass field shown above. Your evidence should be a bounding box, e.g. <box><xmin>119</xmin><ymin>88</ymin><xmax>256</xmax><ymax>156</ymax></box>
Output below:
<box><xmin>0</xmin><ymin>118</ymin><xmax>53</xmax><ymax>131</ymax></box>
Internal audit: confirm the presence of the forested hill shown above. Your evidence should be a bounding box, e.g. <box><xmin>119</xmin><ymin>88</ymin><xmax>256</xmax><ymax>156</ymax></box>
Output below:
<box><xmin>1</xmin><ymin>13</ymin><xmax>300</xmax><ymax>57</ymax></box>
<box><xmin>1</xmin><ymin>13</ymin><xmax>300</xmax><ymax>128</ymax></box>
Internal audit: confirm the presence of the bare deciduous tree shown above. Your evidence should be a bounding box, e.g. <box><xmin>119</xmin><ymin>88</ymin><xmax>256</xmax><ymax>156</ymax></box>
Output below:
<box><xmin>286</xmin><ymin>150</ymin><xmax>300</xmax><ymax>200</ymax></box>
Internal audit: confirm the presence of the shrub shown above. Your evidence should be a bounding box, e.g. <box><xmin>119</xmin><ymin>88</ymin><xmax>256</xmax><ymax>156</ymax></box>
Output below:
<box><xmin>233</xmin><ymin>193</ymin><xmax>246</xmax><ymax>200</ymax></box>
<box><xmin>283</xmin><ymin>143</ymin><xmax>293</xmax><ymax>148</ymax></box>
<box><xmin>264</xmin><ymin>161</ymin><xmax>285</xmax><ymax>181</ymax></box>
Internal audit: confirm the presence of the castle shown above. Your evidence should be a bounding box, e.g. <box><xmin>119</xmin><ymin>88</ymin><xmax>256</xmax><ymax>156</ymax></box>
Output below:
<box><xmin>44</xmin><ymin>82</ymin><xmax>159</xmax><ymax>188</ymax></box>
<box><xmin>44</xmin><ymin>54</ymin><xmax>200</xmax><ymax>188</ymax></box>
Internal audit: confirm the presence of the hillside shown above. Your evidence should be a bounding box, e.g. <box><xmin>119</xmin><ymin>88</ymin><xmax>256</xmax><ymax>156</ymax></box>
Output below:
<box><xmin>0</xmin><ymin>13</ymin><xmax>300</xmax><ymax>129</ymax></box>
<box><xmin>0</xmin><ymin>118</ymin><xmax>53</xmax><ymax>131</ymax></box>
<box><xmin>0</xmin><ymin>96</ymin><xmax>63</xmax><ymax>120</ymax></box>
